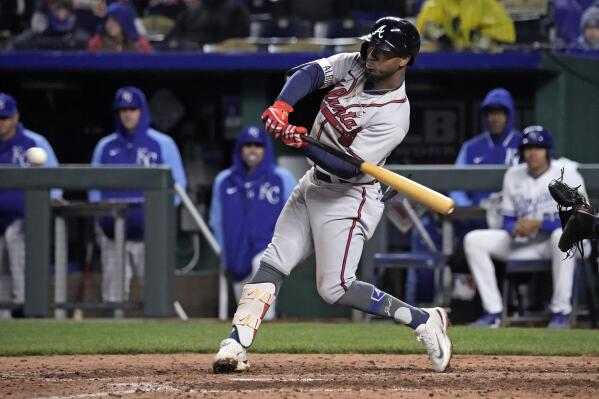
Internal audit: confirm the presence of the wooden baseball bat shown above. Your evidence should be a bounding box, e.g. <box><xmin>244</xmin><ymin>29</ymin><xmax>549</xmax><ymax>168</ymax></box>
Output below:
<box><xmin>301</xmin><ymin>135</ymin><xmax>455</xmax><ymax>215</ymax></box>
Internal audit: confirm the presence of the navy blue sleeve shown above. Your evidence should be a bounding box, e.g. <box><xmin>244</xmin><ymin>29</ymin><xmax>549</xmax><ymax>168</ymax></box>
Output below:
<box><xmin>503</xmin><ymin>215</ymin><xmax>517</xmax><ymax>234</ymax></box>
<box><xmin>302</xmin><ymin>144</ymin><xmax>361</xmax><ymax>179</ymax></box>
<box><xmin>277</xmin><ymin>63</ymin><xmax>325</xmax><ymax>106</ymax></box>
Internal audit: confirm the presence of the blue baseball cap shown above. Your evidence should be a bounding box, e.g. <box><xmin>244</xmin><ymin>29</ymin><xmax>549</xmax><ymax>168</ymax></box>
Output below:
<box><xmin>0</xmin><ymin>93</ymin><xmax>18</xmax><ymax>117</ymax></box>
<box><xmin>113</xmin><ymin>87</ymin><xmax>144</xmax><ymax>110</ymax></box>
<box><xmin>239</xmin><ymin>125</ymin><xmax>268</xmax><ymax>146</ymax></box>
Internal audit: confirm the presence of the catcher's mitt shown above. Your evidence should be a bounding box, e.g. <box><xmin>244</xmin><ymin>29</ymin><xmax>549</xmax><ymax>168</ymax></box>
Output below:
<box><xmin>548</xmin><ymin>168</ymin><xmax>597</xmax><ymax>257</ymax></box>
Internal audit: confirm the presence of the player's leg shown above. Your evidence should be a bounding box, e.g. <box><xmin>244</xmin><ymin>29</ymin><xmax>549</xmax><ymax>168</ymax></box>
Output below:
<box><xmin>463</xmin><ymin>229</ymin><xmax>511</xmax><ymax>325</ymax></box>
<box><xmin>213</xmin><ymin>178</ymin><xmax>313</xmax><ymax>373</ymax></box>
<box><xmin>0</xmin><ymin>234</ymin><xmax>14</xmax><ymax>319</ymax></box>
<box><xmin>128</xmin><ymin>240</ymin><xmax>145</xmax><ymax>300</ymax></box>
<box><xmin>308</xmin><ymin>184</ymin><xmax>451</xmax><ymax>372</ymax></box>
<box><xmin>547</xmin><ymin>228</ymin><xmax>576</xmax><ymax>328</ymax></box>
<box><xmin>4</xmin><ymin>220</ymin><xmax>25</xmax><ymax>307</ymax></box>
<box><xmin>99</xmin><ymin>234</ymin><xmax>122</xmax><ymax>302</ymax></box>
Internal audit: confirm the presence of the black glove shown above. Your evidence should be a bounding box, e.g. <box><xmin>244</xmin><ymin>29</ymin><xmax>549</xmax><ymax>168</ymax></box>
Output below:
<box><xmin>548</xmin><ymin>168</ymin><xmax>598</xmax><ymax>257</ymax></box>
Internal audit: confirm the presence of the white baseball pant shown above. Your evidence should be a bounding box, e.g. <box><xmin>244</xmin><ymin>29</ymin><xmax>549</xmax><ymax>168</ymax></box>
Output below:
<box><xmin>464</xmin><ymin>228</ymin><xmax>576</xmax><ymax>314</ymax></box>
<box><xmin>261</xmin><ymin>169</ymin><xmax>384</xmax><ymax>304</ymax></box>
<box><xmin>0</xmin><ymin>220</ymin><xmax>25</xmax><ymax>305</ymax></box>
<box><xmin>99</xmin><ymin>234</ymin><xmax>144</xmax><ymax>302</ymax></box>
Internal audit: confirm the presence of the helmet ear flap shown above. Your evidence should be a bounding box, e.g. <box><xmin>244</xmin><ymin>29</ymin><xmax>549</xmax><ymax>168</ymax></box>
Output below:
<box><xmin>360</xmin><ymin>42</ymin><xmax>369</xmax><ymax>61</ymax></box>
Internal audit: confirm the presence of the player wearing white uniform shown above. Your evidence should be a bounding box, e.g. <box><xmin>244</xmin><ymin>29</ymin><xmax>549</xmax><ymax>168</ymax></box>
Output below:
<box><xmin>465</xmin><ymin>126</ymin><xmax>586</xmax><ymax>329</ymax></box>
<box><xmin>212</xmin><ymin>17</ymin><xmax>452</xmax><ymax>374</ymax></box>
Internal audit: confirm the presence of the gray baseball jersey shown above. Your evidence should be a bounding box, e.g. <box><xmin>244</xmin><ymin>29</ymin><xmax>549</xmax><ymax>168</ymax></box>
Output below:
<box><xmin>261</xmin><ymin>52</ymin><xmax>411</xmax><ymax>303</ymax></box>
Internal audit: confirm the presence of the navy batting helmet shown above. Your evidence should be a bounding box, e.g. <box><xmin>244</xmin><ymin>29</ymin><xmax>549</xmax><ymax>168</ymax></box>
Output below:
<box><xmin>360</xmin><ymin>17</ymin><xmax>421</xmax><ymax>66</ymax></box>
<box><xmin>519</xmin><ymin>125</ymin><xmax>554</xmax><ymax>159</ymax></box>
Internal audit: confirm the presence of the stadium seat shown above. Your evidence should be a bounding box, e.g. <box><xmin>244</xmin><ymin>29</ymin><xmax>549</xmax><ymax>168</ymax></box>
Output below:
<box><xmin>373</xmin><ymin>252</ymin><xmax>447</xmax><ymax>307</ymax></box>
<box><xmin>141</xmin><ymin>15</ymin><xmax>175</xmax><ymax>43</ymax></box>
<box><xmin>313</xmin><ymin>18</ymin><xmax>370</xmax><ymax>39</ymax></box>
<box><xmin>250</xmin><ymin>17</ymin><xmax>312</xmax><ymax>39</ymax></box>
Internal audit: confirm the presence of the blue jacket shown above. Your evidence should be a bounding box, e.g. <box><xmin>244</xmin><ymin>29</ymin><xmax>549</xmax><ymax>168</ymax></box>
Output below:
<box><xmin>450</xmin><ymin>88</ymin><xmax>522</xmax><ymax>207</ymax></box>
<box><xmin>0</xmin><ymin>123</ymin><xmax>60</xmax><ymax>234</ymax></box>
<box><xmin>209</xmin><ymin>126</ymin><xmax>297</xmax><ymax>282</ymax></box>
<box><xmin>89</xmin><ymin>87</ymin><xmax>187</xmax><ymax>240</ymax></box>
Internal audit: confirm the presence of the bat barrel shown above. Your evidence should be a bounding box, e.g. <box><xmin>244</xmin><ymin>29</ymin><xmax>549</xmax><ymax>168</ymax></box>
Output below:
<box><xmin>361</xmin><ymin>163</ymin><xmax>455</xmax><ymax>215</ymax></box>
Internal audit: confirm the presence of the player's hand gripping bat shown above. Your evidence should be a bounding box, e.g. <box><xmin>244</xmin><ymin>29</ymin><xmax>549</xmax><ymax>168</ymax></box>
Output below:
<box><xmin>301</xmin><ymin>135</ymin><xmax>455</xmax><ymax>215</ymax></box>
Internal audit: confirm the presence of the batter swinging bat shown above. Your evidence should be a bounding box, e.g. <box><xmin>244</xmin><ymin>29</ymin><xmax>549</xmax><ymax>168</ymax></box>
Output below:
<box><xmin>301</xmin><ymin>135</ymin><xmax>455</xmax><ymax>215</ymax></box>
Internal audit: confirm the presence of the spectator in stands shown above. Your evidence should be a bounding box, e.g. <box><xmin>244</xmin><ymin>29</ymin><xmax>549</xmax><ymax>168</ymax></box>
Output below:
<box><xmin>551</xmin><ymin>0</ymin><xmax>596</xmax><ymax>46</ymax></box>
<box><xmin>145</xmin><ymin>0</ymin><xmax>186</xmax><ymax>20</ymax></box>
<box><xmin>11</xmin><ymin>0</ymin><xmax>90</xmax><ymax>50</ymax></box>
<box><xmin>88</xmin><ymin>2</ymin><xmax>152</xmax><ymax>51</ymax></box>
<box><xmin>0</xmin><ymin>0</ymin><xmax>33</xmax><ymax>38</ymax></box>
<box><xmin>465</xmin><ymin>127</ymin><xmax>587</xmax><ymax>329</ymax></box>
<box><xmin>416</xmin><ymin>0</ymin><xmax>516</xmax><ymax>50</ymax></box>
<box><xmin>90</xmin><ymin>87</ymin><xmax>186</xmax><ymax>303</ymax></box>
<box><xmin>209</xmin><ymin>125</ymin><xmax>296</xmax><ymax>319</ymax></box>
<box><xmin>570</xmin><ymin>3</ymin><xmax>599</xmax><ymax>50</ymax></box>
<box><xmin>0</xmin><ymin>93</ymin><xmax>61</xmax><ymax>319</ymax></box>
<box><xmin>162</xmin><ymin>0</ymin><xmax>249</xmax><ymax>50</ymax></box>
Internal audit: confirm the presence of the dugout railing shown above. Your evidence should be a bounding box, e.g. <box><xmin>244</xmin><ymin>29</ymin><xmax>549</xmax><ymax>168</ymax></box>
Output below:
<box><xmin>0</xmin><ymin>166</ymin><xmax>175</xmax><ymax>317</ymax></box>
<box><xmin>2</xmin><ymin>164</ymin><xmax>599</xmax><ymax>319</ymax></box>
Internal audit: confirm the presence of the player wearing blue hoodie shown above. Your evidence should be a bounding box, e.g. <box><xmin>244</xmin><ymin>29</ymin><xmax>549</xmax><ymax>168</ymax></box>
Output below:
<box><xmin>209</xmin><ymin>126</ymin><xmax>296</xmax><ymax>319</ymax></box>
<box><xmin>450</xmin><ymin>88</ymin><xmax>522</xmax><ymax>207</ymax></box>
<box><xmin>90</xmin><ymin>86</ymin><xmax>186</xmax><ymax>302</ymax></box>
<box><xmin>0</xmin><ymin>93</ymin><xmax>60</xmax><ymax>317</ymax></box>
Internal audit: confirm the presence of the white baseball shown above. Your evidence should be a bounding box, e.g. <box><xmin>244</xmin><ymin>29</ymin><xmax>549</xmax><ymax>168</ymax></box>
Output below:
<box><xmin>26</xmin><ymin>147</ymin><xmax>48</xmax><ymax>166</ymax></box>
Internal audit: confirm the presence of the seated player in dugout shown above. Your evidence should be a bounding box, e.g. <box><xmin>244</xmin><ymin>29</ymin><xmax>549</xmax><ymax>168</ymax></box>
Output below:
<box><xmin>212</xmin><ymin>17</ymin><xmax>453</xmax><ymax>374</ymax></box>
<box><xmin>464</xmin><ymin>126</ymin><xmax>587</xmax><ymax>329</ymax></box>
<box><xmin>89</xmin><ymin>86</ymin><xmax>186</xmax><ymax>304</ymax></box>
<box><xmin>209</xmin><ymin>125</ymin><xmax>297</xmax><ymax>320</ymax></box>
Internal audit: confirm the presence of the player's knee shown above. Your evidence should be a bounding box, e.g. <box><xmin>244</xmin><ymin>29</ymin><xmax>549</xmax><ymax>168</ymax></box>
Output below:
<box><xmin>464</xmin><ymin>230</ymin><xmax>483</xmax><ymax>253</ymax></box>
<box><xmin>316</xmin><ymin>280</ymin><xmax>341</xmax><ymax>304</ymax></box>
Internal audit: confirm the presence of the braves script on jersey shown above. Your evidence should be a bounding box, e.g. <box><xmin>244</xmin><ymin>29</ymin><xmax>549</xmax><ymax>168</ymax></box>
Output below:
<box><xmin>312</xmin><ymin>52</ymin><xmax>410</xmax><ymax>183</ymax></box>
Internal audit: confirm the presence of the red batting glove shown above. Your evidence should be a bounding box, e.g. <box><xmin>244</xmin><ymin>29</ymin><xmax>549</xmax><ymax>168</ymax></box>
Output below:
<box><xmin>261</xmin><ymin>100</ymin><xmax>293</xmax><ymax>138</ymax></box>
<box><xmin>281</xmin><ymin>125</ymin><xmax>308</xmax><ymax>149</ymax></box>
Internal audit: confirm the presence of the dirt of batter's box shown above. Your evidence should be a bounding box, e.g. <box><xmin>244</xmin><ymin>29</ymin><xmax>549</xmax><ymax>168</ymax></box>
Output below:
<box><xmin>1</xmin><ymin>353</ymin><xmax>599</xmax><ymax>398</ymax></box>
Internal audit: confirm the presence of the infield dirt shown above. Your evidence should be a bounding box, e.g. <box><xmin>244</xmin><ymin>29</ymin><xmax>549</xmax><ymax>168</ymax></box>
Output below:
<box><xmin>1</xmin><ymin>353</ymin><xmax>598</xmax><ymax>398</ymax></box>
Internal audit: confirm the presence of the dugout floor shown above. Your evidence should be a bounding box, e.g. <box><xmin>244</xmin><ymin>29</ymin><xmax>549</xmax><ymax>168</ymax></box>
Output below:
<box><xmin>1</xmin><ymin>353</ymin><xmax>598</xmax><ymax>398</ymax></box>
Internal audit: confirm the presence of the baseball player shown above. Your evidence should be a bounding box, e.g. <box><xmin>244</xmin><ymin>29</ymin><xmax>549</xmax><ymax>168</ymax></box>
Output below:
<box><xmin>89</xmin><ymin>86</ymin><xmax>186</xmax><ymax>303</ymax></box>
<box><xmin>209</xmin><ymin>125</ymin><xmax>297</xmax><ymax>320</ymax></box>
<box><xmin>464</xmin><ymin>126</ymin><xmax>587</xmax><ymax>329</ymax></box>
<box><xmin>450</xmin><ymin>87</ymin><xmax>522</xmax><ymax>208</ymax></box>
<box><xmin>213</xmin><ymin>17</ymin><xmax>452</xmax><ymax>373</ymax></box>
<box><xmin>0</xmin><ymin>93</ymin><xmax>60</xmax><ymax>318</ymax></box>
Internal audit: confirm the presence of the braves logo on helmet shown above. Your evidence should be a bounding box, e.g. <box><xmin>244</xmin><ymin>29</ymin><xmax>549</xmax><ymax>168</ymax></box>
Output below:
<box><xmin>360</xmin><ymin>16</ymin><xmax>421</xmax><ymax>65</ymax></box>
<box><xmin>372</xmin><ymin>25</ymin><xmax>386</xmax><ymax>39</ymax></box>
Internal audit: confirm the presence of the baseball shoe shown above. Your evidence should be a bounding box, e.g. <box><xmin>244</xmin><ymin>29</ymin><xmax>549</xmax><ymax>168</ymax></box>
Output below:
<box><xmin>212</xmin><ymin>338</ymin><xmax>250</xmax><ymax>373</ymax></box>
<box><xmin>414</xmin><ymin>307</ymin><xmax>452</xmax><ymax>372</ymax></box>
<box><xmin>547</xmin><ymin>312</ymin><xmax>571</xmax><ymax>329</ymax></box>
<box><xmin>469</xmin><ymin>312</ymin><xmax>502</xmax><ymax>328</ymax></box>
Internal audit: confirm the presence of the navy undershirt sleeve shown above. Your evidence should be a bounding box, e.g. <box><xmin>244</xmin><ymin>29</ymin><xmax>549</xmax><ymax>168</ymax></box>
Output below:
<box><xmin>277</xmin><ymin>63</ymin><xmax>325</xmax><ymax>106</ymax></box>
<box><xmin>301</xmin><ymin>144</ymin><xmax>361</xmax><ymax>179</ymax></box>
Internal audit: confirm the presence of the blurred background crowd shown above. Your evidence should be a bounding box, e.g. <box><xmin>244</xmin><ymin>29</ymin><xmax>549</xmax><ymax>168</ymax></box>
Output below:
<box><xmin>0</xmin><ymin>0</ymin><xmax>598</xmax><ymax>53</ymax></box>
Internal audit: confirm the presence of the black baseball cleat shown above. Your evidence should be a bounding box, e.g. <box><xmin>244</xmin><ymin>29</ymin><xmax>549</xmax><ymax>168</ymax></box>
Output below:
<box><xmin>559</xmin><ymin>208</ymin><xmax>599</xmax><ymax>253</ymax></box>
